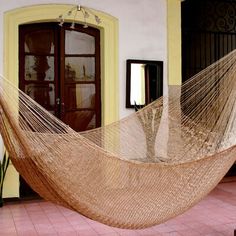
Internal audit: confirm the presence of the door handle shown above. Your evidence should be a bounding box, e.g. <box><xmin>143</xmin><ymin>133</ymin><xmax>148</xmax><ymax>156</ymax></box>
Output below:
<box><xmin>56</xmin><ymin>98</ymin><xmax>60</xmax><ymax>105</ymax></box>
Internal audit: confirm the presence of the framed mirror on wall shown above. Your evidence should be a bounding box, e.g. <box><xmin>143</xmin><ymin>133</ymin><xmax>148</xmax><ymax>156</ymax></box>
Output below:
<box><xmin>126</xmin><ymin>59</ymin><xmax>163</xmax><ymax>108</ymax></box>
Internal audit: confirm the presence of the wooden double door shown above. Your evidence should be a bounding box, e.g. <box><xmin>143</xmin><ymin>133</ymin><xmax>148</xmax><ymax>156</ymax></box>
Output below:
<box><xmin>19</xmin><ymin>22</ymin><xmax>101</xmax><ymax>197</ymax></box>
<box><xmin>19</xmin><ymin>22</ymin><xmax>101</xmax><ymax>132</ymax></box>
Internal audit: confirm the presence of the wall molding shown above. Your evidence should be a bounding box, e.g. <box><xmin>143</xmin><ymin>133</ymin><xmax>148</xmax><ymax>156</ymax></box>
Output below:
<box><xmin>3</xmin><ymin>4</ymin><xmax>119</xmax><ymax>198</ymax></box>
<box><xmin>4</xmin><ymin>4</ymin><xmax>119</xmax><ymax>125</ymax></box>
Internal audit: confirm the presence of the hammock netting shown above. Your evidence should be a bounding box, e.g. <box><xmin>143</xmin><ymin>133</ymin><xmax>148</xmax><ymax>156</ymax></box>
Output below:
<box><xmin>1</xmin><ymin>50</ymin><xmax>236</xmax><ymax>229</ymax></box>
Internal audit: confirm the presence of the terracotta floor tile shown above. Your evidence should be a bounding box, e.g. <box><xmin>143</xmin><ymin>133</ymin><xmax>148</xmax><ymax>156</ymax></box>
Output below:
<box><xmin>0</xmin><ymin>181</ymin><xmax>236</xmax><ymax>235</ymax></box>
<box><xmin>118</xmin><ymin>231</ymin><xmax>140</xmax><ymax>236</ymax></box>
<box><xmin>0</xmin><ymin>218</ymin><xmax>15</xmax><ymax>226</ymax></box>
<box><xmin>76</xmin><ymin>228</ymin><xmax>99</xmax><ymax>235</ymax></box>
<box><xmin>178</xmin><ymin>229</ymin><xmax>203</xmax><ymax>236</ymax></box>
<box><xmin>92</xmin><ymin>225</ymin><xmax>117</xmax><ymax>234</ymax></box>
<box><xmin>101</xmin><ymin>233</ymin><xmax>120</xmax><ymax>236</ymax></box>
<box><xmin>136</xmin><ymin>227</ymin><xmax>158</xmax><ymax>235</ymax></box>
<box><xmin>69</xmin><ymin>219</ymin><xmax>89</xmax><ymax>227</ymax></box>
<box><xmin>16</xmin><ymin>229</ymin><xmax>38</xmax><ymax>235</ymax></box>
<box><xmin>166</xmin><ymin>232</ymin><xmax>183</xmax><ymax>236</ymax></box>
<box><xmin>38</xmin><ymin>233</ymin><xmax>58</xmax><ymax>236</ymax></box>
<box><xmin>72</xmin><ymin>223</ymin><xmax>92</xmax><ymax>231</ymax></box>
<box><xmin>34</xmin><ymin>224</ymin><xmax>57</xmax><ymax>234</ymax></box>
<box><xmin>57</xmin><ymin>230</ymin><xmax>78</xmax><ymax>235</ymax></box>
<box><xmin>154</xmin><ymin>225</ymin><xmax>175</xmax><ymax>233</ymax></box>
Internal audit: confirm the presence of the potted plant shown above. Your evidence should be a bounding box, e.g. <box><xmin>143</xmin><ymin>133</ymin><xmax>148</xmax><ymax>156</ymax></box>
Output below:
<box><xmin>0</xmin><ymin>151</ymin><xmax>10</xmax><ymax>207</ymax></box>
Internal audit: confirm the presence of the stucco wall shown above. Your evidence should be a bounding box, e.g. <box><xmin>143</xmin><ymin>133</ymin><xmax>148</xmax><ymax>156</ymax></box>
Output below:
<box><xmin>0</xmin><ymin>0</ymin><xmax>167</xmax><ymax>197</ymax></box>
<box><xmin>0</xmin><ymin>0</ymin><xmax>167</xmax><ymax>118</ymax></box>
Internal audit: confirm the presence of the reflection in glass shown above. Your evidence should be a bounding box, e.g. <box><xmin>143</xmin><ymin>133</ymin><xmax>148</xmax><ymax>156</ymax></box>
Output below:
<box><xmin>65</xmin><ymin>30</ymin><xmax>95</xmax><ymax>54</ymax></box>
<box><xmin>25</xmin><ymin>55</ymin><xmax>54</xmax><ymax>81</ymax></box>
<box><xmin>65</xmin><ymin>57</ymin><xmax>95</xmax><ymax>81</ymax></box>
<box><xmin>65</xmin><ymin>112</ymin><xmax>96</xmax><ymax>131</ymax></box>
<box><xmin>25</xmin><ymin>83</ymin><xmax>55</xmax><ymax>108</ymax></box>
<box><xmin>130</xmin><ymin>64</ymin><xmax>145</xmax><ymax>105</ymax></box>
<box><xmin>65</xmin><ymin>84</ymin><xmax>95</xmax><ymax>109</ymax></box>
<box><xmin>126</xmin><ymin>60</ymin><xmax>163</xmax><ymax>108</ymax></box>
<box><xmin>87</xmin><ymin>114</ymin><xmax>96</xmax><ymax>129</ymax></box>
<box><xmin>25</xmin><ymin>30</ymin><xmax>54</xmax><ymax>54</ymax></box>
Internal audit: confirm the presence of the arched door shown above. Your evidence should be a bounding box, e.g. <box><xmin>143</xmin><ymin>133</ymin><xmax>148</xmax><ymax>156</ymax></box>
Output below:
<box><xmin>19</xmin><ymin>22</ymin><xmax>101</xmax><ymax>197</ymax></box>
<box><xmin>19</xmin><ymin>22</ymin><xmax>101</xmax><ymax>131</ymax></box>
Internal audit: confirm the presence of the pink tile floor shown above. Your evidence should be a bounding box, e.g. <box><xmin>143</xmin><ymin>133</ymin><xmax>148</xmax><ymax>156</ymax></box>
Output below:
<box><xmin>0</xmin><ymin>181</ymin><xmax>236</xmax><ymax>236</ymax></box>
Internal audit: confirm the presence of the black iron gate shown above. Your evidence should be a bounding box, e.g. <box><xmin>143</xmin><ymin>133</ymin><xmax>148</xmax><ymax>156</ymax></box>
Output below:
<box><xmin>182</xmin><ymin>0</ymin><xmax>236</xmax><ymax>82</ymax></box>
<box><xmin>181</xmin><ymin>0</ymin><xmax>236</xmax><ymax>176</ymax></box>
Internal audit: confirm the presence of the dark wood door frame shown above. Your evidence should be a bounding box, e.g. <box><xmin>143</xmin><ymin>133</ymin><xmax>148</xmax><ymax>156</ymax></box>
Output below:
<box><xmin>19</xmin><ymin>22</ymin><xmax>101</xmax><ymax>198</ymax></box>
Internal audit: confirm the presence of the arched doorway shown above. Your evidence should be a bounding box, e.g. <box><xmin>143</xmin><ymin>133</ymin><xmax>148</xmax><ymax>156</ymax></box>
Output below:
<box><xmin>19</xmin><ymin>22</ymin><xmax>101</xmax><ymax>197</ymax></box>
<box><xmin>3</xmin><ymin>4</ymin><xmax>119</xmax><ymax>199</ymax></box>
<box><xmin>19</xmin><ymin>22</ymin><xmax>101</xmax><ymax>132</ymax></box>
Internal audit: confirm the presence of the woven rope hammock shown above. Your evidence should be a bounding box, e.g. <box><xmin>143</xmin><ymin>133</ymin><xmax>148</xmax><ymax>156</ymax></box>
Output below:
<box><xmin>1</xmin><ymin>50</ymin><xmax>236</xmax><ymax>229</ymax></box>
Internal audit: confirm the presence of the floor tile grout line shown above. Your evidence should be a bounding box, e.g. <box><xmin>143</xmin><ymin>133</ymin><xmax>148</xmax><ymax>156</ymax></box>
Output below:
<box><xmin>55</xmin><ymin>203</ymin><xmax>89</xmax><ymax>235</ymax></box>
<box><xmin>3</xmin><ymin>205</ymin><xmax>18</xmax><ymax>236</ymax></box>
<box><xmin>23</xmin><ymin>202</ymin><xmax>42</xmax><ymax>236</ymax></box>
<box><xmin>9</xmin><ymin>203</ymin><xmax>38</xmax><ymax>236</ymax></box>
<box><xmin>38</xmin><ymin>201</ymin><xmax>60</xmax><ymax>235</ymax></box>
<box><xmin>3</xmin><ymin>181</ymin><xmax>236</xmax><ymax>236</ymax></box>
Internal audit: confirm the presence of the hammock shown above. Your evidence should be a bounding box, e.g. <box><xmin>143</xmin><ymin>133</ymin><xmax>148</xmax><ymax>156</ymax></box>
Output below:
<box><xmin>1</xmin><ymin>50</ymin><xmax>236</xmax><ymax>229</ymax></box>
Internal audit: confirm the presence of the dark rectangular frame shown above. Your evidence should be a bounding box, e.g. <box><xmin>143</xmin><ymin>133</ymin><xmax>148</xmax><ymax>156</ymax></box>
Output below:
<box><xmin>126</xmin><ymin>59</ymin><xmax>163</xmax><ymax>108</ymax></box>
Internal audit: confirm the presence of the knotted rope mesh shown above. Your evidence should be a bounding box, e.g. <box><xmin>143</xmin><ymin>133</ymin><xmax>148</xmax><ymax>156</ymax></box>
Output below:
<box><xmin>0</xmin><ymin>50</ymin><xmax>236</xmax><ymax>228</ymax></box>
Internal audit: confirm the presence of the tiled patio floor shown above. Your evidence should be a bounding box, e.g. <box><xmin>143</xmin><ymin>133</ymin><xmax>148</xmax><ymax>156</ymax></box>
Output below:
<box><xmin>0</xmin><ymin>181</ymin><xmax>236</xmax><ymax>236</ymax></box>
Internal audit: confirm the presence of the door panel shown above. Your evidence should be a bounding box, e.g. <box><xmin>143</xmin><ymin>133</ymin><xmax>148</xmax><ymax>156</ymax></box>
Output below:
<box><xmin>64</xmin><ymin>111</ymin><xmax>96</xmax><ymax>131</ymax></box>
<box><xmin>65</xmin><ymin>84</ymin><xmax>95</xmax><ymax>109</ymax></box>
<box><xmin>20</xmin><ymin>24</ymin><xmax>59</xmax><ymax>120</ymax></box>
<box><xmin>64</xmin><ymin>83</ymin><xmax>96</xmax><ymax>131</ymax></box>
<box><xmin>62</xmin><ymin>25</ymin><xmax>100</xmax><ymax>131</ymax></box>
<box><xmin>19</xmin><ymin>22</ymin><xmax>101</xmax><ymax>197</ymax></box>
<box><xmin>24</xmin><ymin>29</ymin><xmax>55</xmax><ymax>53</ymax></box>
<box><xmin>65</xmin><ymin>57</ymin><xmax>95</xmax><ymax>81</ymax></box>
<box><xmin>25</xmin><ymin>55</ymin><xmax>55</xmax><ymax>81</ymax></box>
<box><xmin>25</xmin><ymin>83</ymin><xmax>55</xmax><ymax>110</ymax></box>
<box><xmin>65</xmin><ymin>30</ymin><xmax>95</xmax><ymax>54</ymax></box>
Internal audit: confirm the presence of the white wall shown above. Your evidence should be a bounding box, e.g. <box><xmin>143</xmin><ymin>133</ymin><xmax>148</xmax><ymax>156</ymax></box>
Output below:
<box><xmin>0</xmin><ymin>0</ymin><xmax>167</xmax><ymax>118</ymax></box>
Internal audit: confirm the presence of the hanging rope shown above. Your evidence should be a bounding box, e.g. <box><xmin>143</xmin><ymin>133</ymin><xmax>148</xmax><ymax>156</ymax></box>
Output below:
<box><xmin>0</xmin><ymin>50</ymin><xmax>236</xmax><ymax>229</ymax></box>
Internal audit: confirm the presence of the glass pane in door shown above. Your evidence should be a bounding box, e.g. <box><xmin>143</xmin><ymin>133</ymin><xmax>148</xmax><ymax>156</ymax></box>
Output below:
<box><xmin>65</xmin><ymin>57</ymin><xmax>95</xmax><ymax>81</ymax></box>
<box><xmin>24</xmin><ymin>29</ymin><xmax>54</xmax><ymax>54</ymax></box>
<box><xmin>25</xmin><ymin>55</ymin><xmax>54</xmax><ymax>81</ymax></box>
<box><xmin>64</xmin><ymin>112</ymin><xmax>96</xmax><ymax>131</ymax></box>
<box><xmin>65</xmin><ymin>30</ymin><xmax>95</xmax><ymax>54</ymax></box>
<box><xmin>25</xmin><ymin>83</ymin><xmax>55</xmax><ymax>110</ymax></box>
<box><xmin>64</xmin><ymin>84</ymin><xmax>95</xmax><ymax>109</ymax></box>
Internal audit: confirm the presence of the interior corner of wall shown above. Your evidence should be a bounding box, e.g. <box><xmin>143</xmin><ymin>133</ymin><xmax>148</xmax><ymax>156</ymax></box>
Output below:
<box><xmin>167</xmin><ymin>0</ymin><xmax>182</xmax><ymax>86</ymax></box>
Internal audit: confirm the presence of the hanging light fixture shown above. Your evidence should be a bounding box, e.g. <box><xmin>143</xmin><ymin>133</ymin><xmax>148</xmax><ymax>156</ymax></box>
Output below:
<box><xmin>57</xmin><ymin>4</ymin><xmax>101</xmax><ymax>29</ymax></box>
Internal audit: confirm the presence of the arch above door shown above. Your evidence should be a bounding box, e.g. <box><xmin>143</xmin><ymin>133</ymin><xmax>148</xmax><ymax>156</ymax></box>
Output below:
<box><xmin>3</xmin><ymin>4</ymin><xmax>119</xmax><ymax>198</ymax></box>
<box><xmin>4</xmin><ymin>4</ymin><xmax>119</xmax><ymax>126</ymax></box>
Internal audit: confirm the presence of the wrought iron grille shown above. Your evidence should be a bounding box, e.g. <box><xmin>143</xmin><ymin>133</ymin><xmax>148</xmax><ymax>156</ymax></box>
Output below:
<box><xmin>182</xmin><ymin>0</ymin><xmax>236</xmax><ymax>82</ymax></box>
